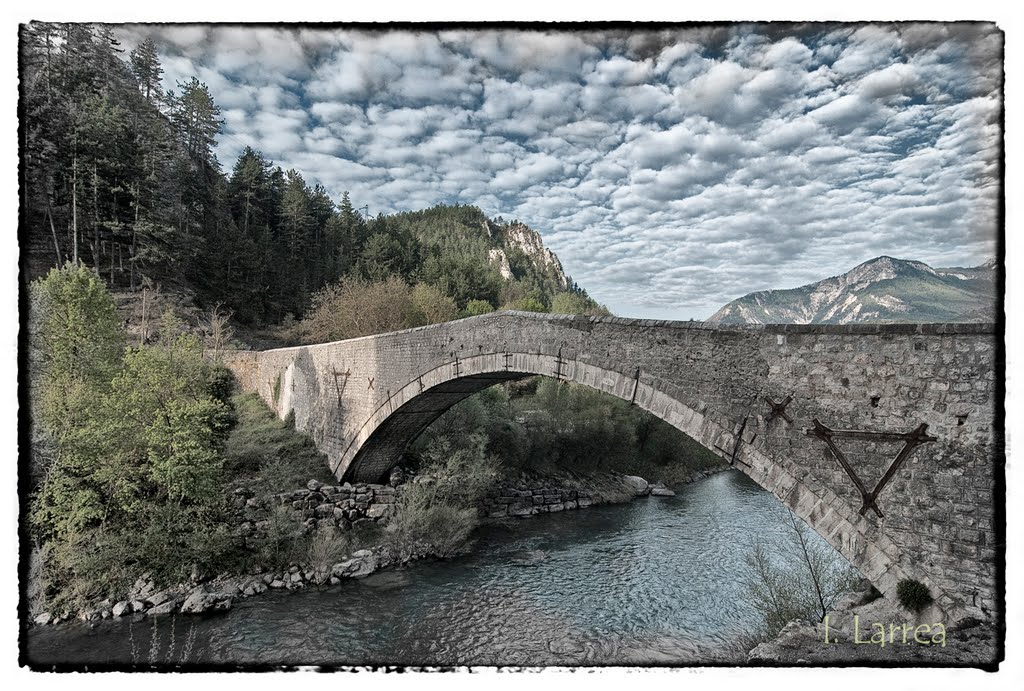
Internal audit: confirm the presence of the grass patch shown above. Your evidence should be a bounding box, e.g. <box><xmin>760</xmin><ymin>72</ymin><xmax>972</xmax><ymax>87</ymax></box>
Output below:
<box><xmin>223</xmin><ymin>393</ymin><xmax>334</xmax><ymax>487</ymax></box>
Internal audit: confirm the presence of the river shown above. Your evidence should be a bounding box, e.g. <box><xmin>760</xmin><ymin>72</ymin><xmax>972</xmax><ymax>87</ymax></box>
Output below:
<box><xmin>25</xmin><ymin>469</ymin><xmax>851</xmax><ymax>667</ymax></box>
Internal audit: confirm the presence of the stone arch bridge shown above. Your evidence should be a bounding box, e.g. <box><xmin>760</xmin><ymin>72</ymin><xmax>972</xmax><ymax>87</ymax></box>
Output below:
<box><xmin>225</xmin><ymin>311</ymin><xmax>1000</xmax><ymax>621</ymax></box>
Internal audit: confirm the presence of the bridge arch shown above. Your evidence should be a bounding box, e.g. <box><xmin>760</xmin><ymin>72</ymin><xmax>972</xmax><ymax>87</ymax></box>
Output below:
<box><xmin>338</xmin><ymin>349</ymin><xmax>919</xmax><ymax>614</ymax></box>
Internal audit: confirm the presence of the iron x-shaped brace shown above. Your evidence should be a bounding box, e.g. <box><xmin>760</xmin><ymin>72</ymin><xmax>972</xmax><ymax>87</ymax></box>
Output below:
<box><xmin>806</xmin><ymin>419</ymin><xmax>937</xmax><ymax>518</ymax></box>
<box><xmin>764</xmin><ymin>395</ymin><xmax>793</xmax><ymax>424</ymax></box>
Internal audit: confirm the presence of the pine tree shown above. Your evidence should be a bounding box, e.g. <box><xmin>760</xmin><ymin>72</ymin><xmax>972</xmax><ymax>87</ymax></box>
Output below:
<box><xmin>171</xmin><ymin>77</ymin><xmax>222</xmax><ymax>165</ymax></box>
<box><xmin>129</xmin><ymin>37</ymin><xmax>164</xmax><ymax>104</ymax></box>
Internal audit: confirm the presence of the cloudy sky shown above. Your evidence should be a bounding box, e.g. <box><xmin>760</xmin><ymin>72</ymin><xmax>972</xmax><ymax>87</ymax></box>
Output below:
<box><xmin>116</xmin><ymin>23</ymin><xmax>1002</xmax><ymax>320</ymax></box>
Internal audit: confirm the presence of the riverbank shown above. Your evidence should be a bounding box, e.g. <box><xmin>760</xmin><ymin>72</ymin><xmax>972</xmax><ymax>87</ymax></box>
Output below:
<box><xmin>26</xmin><ymin>471</ymin><xmax>817</xmax><ymax>667</ymax></box>
<box><xmin>746</xmin><ymin>582</ymin><xmax>1000</xmax><ymax>666</ymax></box>
<box><xmin>30</xmin><ymin>466</ymin><xmax>727</xmax><ymax>629</ymax></box>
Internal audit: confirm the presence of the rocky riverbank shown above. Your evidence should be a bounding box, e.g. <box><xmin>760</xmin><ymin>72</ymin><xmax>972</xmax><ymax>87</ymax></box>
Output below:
<box><xmin>32</xmin><ymin>467</ymin><xmax>724</xmax><ymax>628</ymax></box>
<box><xmin>746</xmin><ymin>582</ymin><xmax>1000</xmax><ymax>666</ymax></box>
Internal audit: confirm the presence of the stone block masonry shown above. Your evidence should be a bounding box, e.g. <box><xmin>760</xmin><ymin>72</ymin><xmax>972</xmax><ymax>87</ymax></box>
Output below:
<box><xmin>231</xmin><ymin>479</ymin><xmax>399</xmax><ymax>536</ymax></box>
<box><xmin>224</xmin><ymin>311</ymin><xmax>1001</xmax><ymax>624</ymax></box>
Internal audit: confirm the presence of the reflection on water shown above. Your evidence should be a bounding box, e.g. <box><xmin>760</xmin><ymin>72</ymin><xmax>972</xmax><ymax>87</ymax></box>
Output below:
<box><xmin>26</xmin><ymin>470</ymin><xmax>847</xmax><ymax>667</ymax></box>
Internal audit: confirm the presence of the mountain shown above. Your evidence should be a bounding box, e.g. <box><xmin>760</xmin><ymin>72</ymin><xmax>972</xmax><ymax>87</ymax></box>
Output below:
<box><xmin>706</xmin><ymin>256</ymin><xmax>997</xmax><ymax>325</ymax></box>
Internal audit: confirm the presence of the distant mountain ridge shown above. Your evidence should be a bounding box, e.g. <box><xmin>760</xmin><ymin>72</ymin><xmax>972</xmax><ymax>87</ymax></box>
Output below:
<box><xmin>707</xmin><ymin>256</ymin><xmax>997</xmax><ymax>325</ymax></box>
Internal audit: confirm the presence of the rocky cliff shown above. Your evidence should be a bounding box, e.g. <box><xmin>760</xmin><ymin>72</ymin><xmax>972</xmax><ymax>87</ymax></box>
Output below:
<box><xmin>485</xmin><ymin>219</ymin><xmax>570</xmax><ymax>290</ymax></box>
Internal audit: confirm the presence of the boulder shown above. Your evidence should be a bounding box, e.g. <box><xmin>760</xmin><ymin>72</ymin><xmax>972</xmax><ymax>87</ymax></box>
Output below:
<box><xmin>130</xmin><ymin>599</ymin><xmax>146</xmax><ymax>613</ymax></box>
<box><xmin>623</xmin><ymin>475</ymin><xmax>650</xmax><ymax>496</ymax></box>
<box><xmin>649</xmin><ymin>484</ymin><xmax>676</xmax><ymax>497</ymax></box>
<box><xmin>269</xmin><ymin>579</ymin><xmax>286</xmax><ymax>589</ymax></box>
<box><xmin>180</xmin><ymin>589</ymin><xmax>233</xmax><ymax>615</ymax></box>
<box><xmin>307</xmin><ymin>479</ymin><xmax>321</xmax><ymax>491</ymax></box>
<box><xmin>148</xmin><ymin>600</ymin><xmax>179</xmax><ymax>616</ymax></box>
<box><xmin>34</xmin><ymin>613</ymin><xmax>52</xmax><ymax>626</ymax></box>
<box><xmin>366</xmin><ymin>504</ymin><xmax>389</xmax><ymax>519</ymax></box>
<box><xmin>112</xmin><ymin>601</ymin><xmax>131</xmax><ymax>618</ymax></box>
<box><xmin>331</xmin><ymin>552</ymin><xmax>378</xmax><ymax>579</ymax></box>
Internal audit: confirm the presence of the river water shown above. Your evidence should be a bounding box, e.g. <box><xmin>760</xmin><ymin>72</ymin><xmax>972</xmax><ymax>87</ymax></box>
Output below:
<box><xmin>26</xmin><ymin>470</ymin><xmax>851</xmax><ymax>668</ymax></box>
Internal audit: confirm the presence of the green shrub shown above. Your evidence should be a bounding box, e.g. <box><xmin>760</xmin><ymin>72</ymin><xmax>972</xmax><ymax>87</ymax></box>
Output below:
<box><xmin>464</xmin><ymin>299</ymin><xmax>494</xmax><ymax>316</ymax></box>
<box><xmin>384</xmin><ymin>437</ymin><xmax>500</xmax><ymax>561</ymax></box>
<box><xmin>896</xmin><ymin>578</ymin><xmax>933</xmax><ymax>612</ymax></box>
<box><xmin>385</xmin><ymin>482</ymin><xmax>479</xmax><ymax>562</ymax></box>
<box><xmin>306</xmin><ymin>525</ymin><xmax>351</xmax><ymax>577</ymax></box>
<box><xmin>205</xmin><ymin>365</ymin><xmax>236</xmax><ymax>405</ymax></box>
<box><xmin>258</xmin><ymin>505</ymin><xmax>304</xmax><ymax>570</ymax></box>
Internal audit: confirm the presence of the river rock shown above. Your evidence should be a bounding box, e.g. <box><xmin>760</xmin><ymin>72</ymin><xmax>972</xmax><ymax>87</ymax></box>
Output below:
<box><xmin>649</xmin><ymin>484</ymin><xmax>676</xmax><ymax>497</ymax></box>
<box><xmin>180</xmin><ymin>589</ymin><xmax>234</xmax><ymax>615</ymax></box>
<box><xmin>148</xmin><ymin>599</ymin><xmax>179</xmax><ymax>616</ymax></box>
<box><xmin>112</xmin><ymin>600</ymin><xmax>131</xmax><ymax>617</ymax></box>
<box><xmin>332</xmin><ymin>552</ymin><xmax>378</xmax><ymax>579</ymax></box>
<box><xmin>269</xmin><ymin>579</ymin><xmax>286</xmax><ymax>589</ymax></box>
<box><xmin>623</xmin><ymin>475</ymin><xmax>650</xmax><ymax>496</ymax></box>
<box><xmin>130</xmin><ymin>599</ymin><xmax>146</xmax><ymax>613</ymax></box>
<box><xmin>307</xmin><ymin>479</ymin><xmax>321</xmax><ymax>491</ymax></box>
<box><xmin>34</xmin><ymin>613</ymin><xmax>52</xmax><ymax>626</ymax></box>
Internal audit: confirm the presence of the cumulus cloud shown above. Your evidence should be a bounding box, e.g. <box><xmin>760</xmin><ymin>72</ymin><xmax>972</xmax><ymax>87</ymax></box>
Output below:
<box><xmin>114</xmin><ymin>23</ymin><xmax>1002</xmax><ymax>319</ymax></box>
